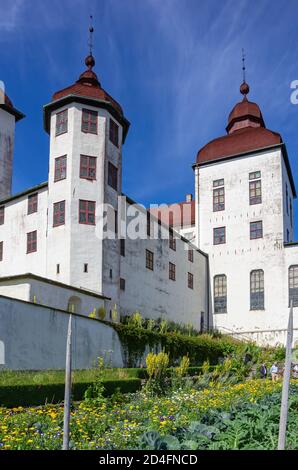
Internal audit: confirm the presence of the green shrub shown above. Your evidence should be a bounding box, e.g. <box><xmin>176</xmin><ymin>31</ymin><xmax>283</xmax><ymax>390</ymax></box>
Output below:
<box><xmin>0</xmin><ymin>378</ymin><xmax>142</xmax><ymax>408</ymax></box>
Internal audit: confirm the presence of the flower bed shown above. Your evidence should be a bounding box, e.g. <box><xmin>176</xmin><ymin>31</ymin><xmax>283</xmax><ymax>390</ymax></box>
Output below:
<box><xmin>1</xmin><ymin>379</ymin><xmax>297</xmax><ymax>450</ymax></box>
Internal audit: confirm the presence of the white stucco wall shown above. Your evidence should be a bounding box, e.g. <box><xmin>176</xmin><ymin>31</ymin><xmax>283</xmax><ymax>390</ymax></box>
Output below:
<box><xmin>196</xmin><ymin>148</ymin><xmax>298</xmax><ymax>346</ymax></box>
<box><xmin>0</xmin><ymin>276</ymin><xmax>107</xmax><ymax>316</ymax></box>
<box><xmin>0</xmin><ymin>295</ymin><xmax>123</xmax><ymax>370</ymax></box>
<box><xmin>119</xmin><ymin>202</ymin><xmax>209</xmax><ymax>330</ymax></box>
<box><xmin>0</xmin><ymin>186</ymin><xmax>48</xmax><ymax>278</ymax></box>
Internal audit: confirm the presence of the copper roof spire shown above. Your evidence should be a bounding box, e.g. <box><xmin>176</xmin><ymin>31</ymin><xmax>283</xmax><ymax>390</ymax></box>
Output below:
<box><xmin>240</xmin><ymin>48</ymin><xmax>250</xmax><ymax>99</ymax></box>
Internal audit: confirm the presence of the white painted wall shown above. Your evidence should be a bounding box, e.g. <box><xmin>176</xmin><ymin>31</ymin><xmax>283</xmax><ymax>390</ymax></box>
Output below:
<box><xmin>0</xmin><ymin>186</ymin><xmax>48</xmax><ymax>278</ymax></box>
<box><xmin>0</xmin><ymin>295</ymin><xmax>123</xmax><ymax>370</ymax></box>
<box><xmin>119</xmin><ymin>202</ymin><xmax>208</xmax><ymax>330</ymax></box>
<box><xmin>0</xmin><ymin>276</ymin><xmax>106</xmax><ymax>315</ymax></box>
<box><xmin>196</xmin><ymin>148</ymin><xmax>298</xmax><ymax>345</ymax></box>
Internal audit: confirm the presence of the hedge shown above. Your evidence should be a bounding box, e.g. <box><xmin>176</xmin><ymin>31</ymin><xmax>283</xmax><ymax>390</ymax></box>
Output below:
<box><xmin>113</xmin><ymin>323</ymin><xmax>240</xmax><ymax>367</ymax></box>
<box><xmin>0</xmin><ymin>378</ymin><xmax>142</xmax><ymax>408</ymax></box>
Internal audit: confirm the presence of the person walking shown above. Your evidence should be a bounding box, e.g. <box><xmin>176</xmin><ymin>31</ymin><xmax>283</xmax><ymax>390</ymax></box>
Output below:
<box><xmin>270</xmin><ymin>362</ymin><xmax>279</xmax><ymax>381</ymax></box>
<box><xmin>260</xmin><ymin>363</ymin><xmax>267</xmax><ymax>379</ymax></box>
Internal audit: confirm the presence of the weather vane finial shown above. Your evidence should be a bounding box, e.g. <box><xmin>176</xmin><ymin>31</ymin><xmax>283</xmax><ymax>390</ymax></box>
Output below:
<box><xmin>88</xmin><ymin>15</ymin><xmax>94</xmax><ymax>56</ymax></box>
<box><xmin>242</xmin><ymin>48</ymin><xmax>246</xmax><ymax>83</ymax></box>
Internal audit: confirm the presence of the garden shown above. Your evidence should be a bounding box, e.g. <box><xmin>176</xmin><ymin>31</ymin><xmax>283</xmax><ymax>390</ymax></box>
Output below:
<box><xmin>0</xmin><ymin>316</ymin><xmax>297</xmax><ymax>451</ymax></box>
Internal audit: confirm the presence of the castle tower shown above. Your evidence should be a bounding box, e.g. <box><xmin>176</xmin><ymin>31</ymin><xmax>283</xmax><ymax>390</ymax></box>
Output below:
<box><xmin>194</xmin><ymin>78</ymin><xmax>296</xmax><ymax>334</ymax></box>
<box><xmin>0</xmin><ymin>91</ymin><xmax>24</xmax><ymax>199</ymax></box>
<box><xmin>43</xmin><ymin>37</ymin><xmax>130</xmax><ymax>306</ymax></box>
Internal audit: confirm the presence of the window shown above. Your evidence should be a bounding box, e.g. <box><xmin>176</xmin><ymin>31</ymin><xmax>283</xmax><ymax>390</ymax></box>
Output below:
<box><xmin>0</xmin><ymin>206</ymin><xmax>4</xmax><ymax>225</ymax></box>
<box><xmin>109</xmin><ymin>118</ymin><xmax>119</xmax><ymax>147</ymax></box>
<box><xmin>54</xmin><ymin>156</ymin><xmax>67</xmax><ymax>181</ymax></box>
<box><xmin>213</xmin><ymin>179</ymin><xmax>225</xmax><ymax>211</ymax></box>
<box><xmin>188</xmin><ymin>272</ymin><xmax>194</xmax><ymax>289</ymax></box>
<box><xmin>56</xmin><ymin>264</ymin><xmax>60</xmax><ymax>274</ymax></box>
<box><xmin>213</xmin><ymin>179</ymin><xmax>224</xmax><ymax>187</ymax></box>
<box><xmin>169</xmin><ymin>231</ymin><xmax>176</xmax><ymax>251</ymax></box>
<box><xmin>81</xmin><ymin>108</ymin><xmax>98</xmax><ymax>134</ymax></box>
<box><xmin>287</xmin><ymin>229</ymin><xmax>290</xmax><ymax>242</ymax></box>
<box><xmin>249</xmin><ymin>171</ymin><xmax>261</xmax><ymax>180</ymax></box>
<box><xmin>0</xmin><ymin>241</ymin><xmax>3</xmax><ymax>261</ymax></box>
<box><xmin>213</xmin><ymin>227</ymin><xmax>226</xmax><ymax>245</ymax></box>
<box><xmin>289</xmin><ymin>265</ymin><xmax>298</xmax><ymax>307</ymax></box>
<box><xmin>79</xmin><ymin>200</ymin><xmax>96</xmax><ymax>225</ymax></box>
<box><xmin>56</xmin><ymin>109</ymin><xmax>68</xmax><ymax>136</ymax></box>
<box><xmin>28</xmin><ymin>193</ymin><xmax>38</xmax><ymax>214</ymax></box>
<box><xmin>188</xmin><ymin>248</ymin><xmax>194</xmax><ymax>262</ymax></box>
<box><xmin>214</xmin><ymin>274</ymin><xmax>227</xmax><ymax>313</ymax></box>
<box><xmin>120</xmin><ymin>239</ymin><xmax>125</xmax><ymax>257</ymax></box>
<box><xmin>169</xmin><ymin>262</ymin><xmax>176</xmax><ymax>281</ymax></box>
<box><xmin>84</xmin><ymin>263</ymin><xmax>88</xmax><ymax>273</ymax></box>
<box><xmin>27</xmin><ymin>230</ymin><xmax>37</xmax><ymax>254</ymax></box>
<box><xmin>249</xmin><ymin>171</ymin><xmax>262</xmax><ymax>205</ymax></box>
<box><xmin>250</xmin><ymin>270</ymin><xmax>264</xmax><ymax>310</ymax></box>
<box><xmin>147</xmin><ymin>212</ymin><xmax>151</xmax><ymax>237</ymax></box>
<box><xmin>108</xmin><ymin>162</ymin><xmax>118</xmax><ymax>190</ymax></box>
<box><xmin>213</xmin><ymin>187</ymin><xmax>225</xmax><ymax>212</ymax></box>
<box><xmin>286</xmin><ymin>184</ymin><xmax>289</xmax><ymax>215</ymax></box>
<box><xmin>250</xmin><ymin>221</ymin><xmax>263</xmax><ymax>239</ymax></box>
<box><xmin>53</xmin><ymin>201</ymin><xmax>65</xmax><ymax>226</ymax></box>
<box><xmin>114</xmin><ymin>210</ymin><xmax>118</xmax><ymax>235</ymax></box>
<box><xmin>146</xmin><ymin>249</ymin><xmax>154</xmax><ymax>271</ymax></box>
<box><xmin>80</xmin><ymin>155</ymin><xmax>97</xmax><ymax>180</ymax></box>
<box><xmin>120</xmin><ymin>278</ymin><xmax>126</xmax><ymax>291</ymax></box>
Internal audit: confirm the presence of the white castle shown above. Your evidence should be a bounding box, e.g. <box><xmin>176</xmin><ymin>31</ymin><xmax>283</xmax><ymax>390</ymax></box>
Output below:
<box><xmin>0</xmin><ymin>49</ymin><xmax>297</xmax><ymax>347</ymax></box>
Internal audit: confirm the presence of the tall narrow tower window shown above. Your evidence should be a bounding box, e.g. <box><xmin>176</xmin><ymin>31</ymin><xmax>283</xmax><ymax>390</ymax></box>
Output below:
<box><xmin>55</xmin><ymin>109</ymin><xmax>68</xmax><ymax>136</ymax></box>
<box><xmin>80</xmin><ymin>155</ymin><xmax>97</xmax><ymax>180</ymax></box>
<box><xmin>53</xmin><ymin>201</ymin><xmax>66</xmax><ymax>227</ymax></box>
<box><xmin>0</xmin><ymin>206</ymin><xmax>5</xmax><ymax>225</ymax></box>
<box><xmin>108</xmin><ymin>162</ymin><xmax>118</xmax><ymax>190</ymax></box>
<box><xmin>250</xmin><ymin>270</ymin><xmax>264</xmax><ymax>310</ymax></box>
<box><xmin>213</xmin><ymin>179</ymin><xmax>225</xmax><ymax>211</ymax></box>
<box><xmin>249</xmin><ymin>171</ymin><xmax>262</xmax><ymax>205</ymax></box>
<box><xmin>27</xmin><ymin>193</ymin><xmax>38</xmax><ymax>215</ymax></box>
<box><xmin>109</xmin><ymin>118</ymin><xmax>119</xmax><ymax>147</ymax></box>
<box><xmin>214</xmin><ymin>274</ymin><xmax>227</xmax><ymax>313</ymax></box>
<box><xmin>0</xmin><ymin>241</ymin><xmax>3</xmax><ymax>261</ymax></box>
<box><xmin>82</xmin><ymin>108</ymin><xmax>98</xmax><ymax>134</ymax></box>
<box><xmin>286</xmin><ymin>184</ymin><xmax>289</xmax><ymax>215</ymax></box>
<box><xmin>54</xmin><ymin>156</ymin><xmax>67</xmax><ymax>181</ymax></box>
<box><xmin>27</xmin><ymin>231</ymin><xmax>37</xmax><ymax>254</ymax></box>
<box><xmin>289</xmin><ymin>265</ymin><xmax>298</xmax><ymax>307</ymax></box>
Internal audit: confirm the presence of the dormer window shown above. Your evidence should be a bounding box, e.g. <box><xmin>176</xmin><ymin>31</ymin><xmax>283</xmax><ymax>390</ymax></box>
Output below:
<box><xmin>82</xmin><ymin>108</ymin><xmax>98</xmax><ymax>134</ymax></box>
<box><xmin>109</xmin><ymin>118</ymin><xmax>119</xmax><ymax>147</ymax></box>
<box><xmin>56</xmin><ymin>109</ymin><xmax>68</xmax><ymax>136</ymax></box>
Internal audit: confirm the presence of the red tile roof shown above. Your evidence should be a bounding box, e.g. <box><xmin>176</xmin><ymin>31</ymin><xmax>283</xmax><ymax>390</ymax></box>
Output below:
<box><xmin>197</xmin><ymin>126</ymin><xmax>282</xmax><ymax>164</ymax></box>
<box><xmin>196</xmin><ymin>83</ymin><xmax>282</xmax><ymax>164</ymax></box>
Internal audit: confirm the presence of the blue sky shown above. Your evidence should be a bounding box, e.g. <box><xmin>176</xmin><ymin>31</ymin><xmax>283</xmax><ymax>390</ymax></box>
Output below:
<box><xmin>1</xmin><ymin>0</ymin><xmax>298</xmax><ymax>238</ymax></box>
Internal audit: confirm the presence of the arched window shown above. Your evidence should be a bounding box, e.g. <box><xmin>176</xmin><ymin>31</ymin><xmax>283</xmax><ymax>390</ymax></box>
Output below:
<box><xmin>250</xmin><ymin>270</ymin><xmax>264</xmax><ymax>310</ymax></box>
<box><xmin>214</xmin><ymin>275</ymin><xmax>227</xmax><ymax>313</ymax></box>
<box><xmin>289</xmin><ymin>265</ymin><xmax>298</xmax><ymax>307</ymax></box>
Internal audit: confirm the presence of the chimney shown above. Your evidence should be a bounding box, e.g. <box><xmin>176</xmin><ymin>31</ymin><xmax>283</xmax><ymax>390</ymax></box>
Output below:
<box><xmin>186</xmin><ymin>194</ymin><xmax>193</xmax><ymax>202</ymax></box>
